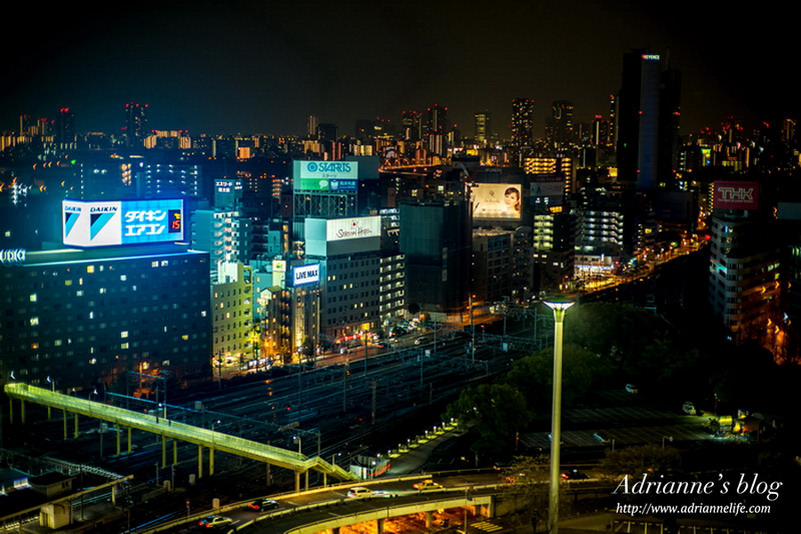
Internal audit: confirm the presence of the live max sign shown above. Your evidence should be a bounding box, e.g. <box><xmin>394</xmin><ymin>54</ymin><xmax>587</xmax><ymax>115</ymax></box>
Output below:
<box><xmin>713</xmin><ymin>180</ymin><xmax>759</xmax><ymax>210</ymax></box>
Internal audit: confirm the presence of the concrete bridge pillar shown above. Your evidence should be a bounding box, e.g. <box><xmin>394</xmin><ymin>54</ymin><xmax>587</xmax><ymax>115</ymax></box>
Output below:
<box><xmin>425</xmin><ymin>511</ymin><xmax>433</xmax><ymax>528</ymax></box>
<box><xmin>377</xmin><ymin>518</ymin><xmax>385</xmax><ymax>533</ymax></box>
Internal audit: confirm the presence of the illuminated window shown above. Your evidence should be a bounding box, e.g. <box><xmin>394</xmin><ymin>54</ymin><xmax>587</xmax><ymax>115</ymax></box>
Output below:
<box><xmin>87</xmin><ymin>265</ymin><xmax>95</xmax><ymax>273</ymax></box>
<box><xmin>120</xmin><ymin>274</ymin><xmax>127</xmax><ymax>281</ymax></box>
<box><xmin>29</xmin><ymin>293</ymin><xmax>37</xmax><ymax>302</ymax></box>
<box><xmin>30</xmin><ymin>317</ymin><xmax>39</xmax><ymax>326</ymax></box>
<box><xmin>121</xmin><ymin>342</ymin><xmax>129</xmax><ymax>349</ymax></box>
<box><xmin>121</xmin><ymin>331</ymin><xmax>129</xmax><ymax>338</ymax></box>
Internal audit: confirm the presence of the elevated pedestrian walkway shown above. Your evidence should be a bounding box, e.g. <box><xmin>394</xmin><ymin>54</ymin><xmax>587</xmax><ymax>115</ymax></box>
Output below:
<box><xmin>4</xmin><ymin>383</ymin><xmax>357</xmax><ymax>486</ymax></box>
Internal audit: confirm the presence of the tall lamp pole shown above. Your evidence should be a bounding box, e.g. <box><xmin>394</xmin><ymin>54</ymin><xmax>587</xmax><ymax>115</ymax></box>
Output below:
<box><xmin>544</xmin><ymin>298</ymin><xmax>573</xmax><ymax>534</ymax></box>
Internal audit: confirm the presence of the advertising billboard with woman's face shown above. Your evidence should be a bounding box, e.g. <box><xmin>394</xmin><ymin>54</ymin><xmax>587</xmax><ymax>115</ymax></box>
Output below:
<box><xmin>472</xmin><ymin>183</ymin><xmax>522</xmax><ymax>220</ymax></box>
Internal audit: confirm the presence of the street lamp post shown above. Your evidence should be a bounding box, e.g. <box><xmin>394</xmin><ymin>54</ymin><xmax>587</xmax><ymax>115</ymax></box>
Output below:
<box><xmin>544</xmin><ymin>298</ymin><xmax>574</xmax><ymax>534</ymax></box>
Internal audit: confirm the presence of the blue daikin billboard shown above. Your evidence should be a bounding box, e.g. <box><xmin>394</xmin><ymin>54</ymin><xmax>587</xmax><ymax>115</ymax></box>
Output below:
<box><xmin>63</xmin><ymin>199</ymin><xmax>184</xmax><ymax>247</ymax></box>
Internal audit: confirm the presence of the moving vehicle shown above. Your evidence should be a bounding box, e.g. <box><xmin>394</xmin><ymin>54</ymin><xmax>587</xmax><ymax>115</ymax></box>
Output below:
<box><xmin>593</xmin><ymin>431</ymin><xmax>610</xmax><ymax>444</ymax></box>
<box><xmin>561</xmin><ymin>469</ymin><xmax>589</xmax><ymax>480</ymax></box>
<box><xmin>247</xmin><ymin>498</ymin><xmax>279</xmax><ymax>512</ymax></box>
<box><xmin>199</xmin><ymin>515</ymin><xmax>234</xmax><ymax>528</ymax></box>
<box><xmin>682</xmin><ymin>401</ymin><xmax>697</xmax><ymax>415</ymax></box>
<box><xmin>625</xmin><ymin>383</ymin><xmax>639</xmax><ymax>394</ymax></box>
<box><xmin>347</xmin><ymin>487</ymin><xmax>373</xmax><ymax>499</ymax></box>
<box><xmin>413</xmin><ymin>479</ymin><xmax>444</xmax><ymax>491</ymax></box>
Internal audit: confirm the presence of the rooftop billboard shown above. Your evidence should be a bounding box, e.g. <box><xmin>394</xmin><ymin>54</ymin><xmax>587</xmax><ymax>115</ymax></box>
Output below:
<box><xmin>62</xmin><ymin>199</ymin><xmax>184</xmax><ymax>247</ymax></box>
<box><xmin>293</xmin><ymin>160</ymin><xmax>358</xmax><ymax>191</ymax></box>
<box><xmin>712</xmin><ymin>181</ymin><xmax>759</xmax><ymax>211</ymax></box>
<box><xmin>305</xmin><ymin>216</ymin><xmax>381</xmax><ymax>256</ymax></box>
<box><xmin>472</xmin><ymin>183</ymin><xmax>522</xmax><ymax>220</ymax></box>
<box><xmin>292</xmin><ymin>263</ymin><xmax>320</xmax><ymax>287</ymax></box>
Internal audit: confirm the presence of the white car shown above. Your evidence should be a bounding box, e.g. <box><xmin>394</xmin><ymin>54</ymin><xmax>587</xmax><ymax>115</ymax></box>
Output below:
<box><xmin>347</xmin><ymin>487</ymin><xmax>373</xmax><ymax>499</ymax></box>
<box><xmin>199</xmin><ymin>515</ymin><xmax>234</xmax><ymax>528</ymax></box>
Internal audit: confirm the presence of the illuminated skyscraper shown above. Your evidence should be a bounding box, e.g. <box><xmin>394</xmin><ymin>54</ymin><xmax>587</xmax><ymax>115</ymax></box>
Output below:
<box><xmin>123</xmin><ymin>102</ymin><xmax>149</xmax><ymax>149</ymax></box>
<box><xmin>307</xmin><ymin>114</ymin><xmax>319</xmax><ymax>138</ymax></box>
<box><xmin>474</xmin><ymin>111</ymin><xmax>492</xmax><ymax>144</ymax></box>
<box><xmin>426</xmin><ymin>105</ymin><xmax>448</xmax><ymax>156</ymax></box>
<box><xmin>511</xmin><ymin>98</ymin><xmax>535</xmax><ymax>163</ymax></box>
<box><xmin>401</xmin><ymin>110</ymin><xmax>422</xmax><ymax>142</ymax></box>
<box><xmin>545</xmin><ymin>101</ymin><xmax>574</xmax><ymax>145</ymax></box>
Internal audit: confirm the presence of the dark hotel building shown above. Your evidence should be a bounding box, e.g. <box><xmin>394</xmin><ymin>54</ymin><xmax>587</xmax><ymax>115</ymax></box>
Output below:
<box><xmin>0</xmin><ymin>243</ymin><xmax>212</xmax><ymax>392</ymax></box>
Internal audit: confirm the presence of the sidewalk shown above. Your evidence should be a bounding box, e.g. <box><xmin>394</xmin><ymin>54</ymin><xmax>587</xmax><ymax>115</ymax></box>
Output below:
<box><xmin>382</xmin><ymin>424</ymin><xmax>463</xmax><ymax>476</ymax></box>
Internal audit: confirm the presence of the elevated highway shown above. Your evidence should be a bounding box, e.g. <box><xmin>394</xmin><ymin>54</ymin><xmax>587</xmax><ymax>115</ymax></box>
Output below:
<box><xmin>4</xmin><ymin>383</ymin><xmax>357</xmax><ymax>489</ymax></box>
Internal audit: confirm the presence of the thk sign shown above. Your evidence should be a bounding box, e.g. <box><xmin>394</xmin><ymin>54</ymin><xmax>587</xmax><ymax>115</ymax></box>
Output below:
<box><xmin>713</xmin><ymin>181</ymin><xmax>759</xmax><ymax>210</ymax></box>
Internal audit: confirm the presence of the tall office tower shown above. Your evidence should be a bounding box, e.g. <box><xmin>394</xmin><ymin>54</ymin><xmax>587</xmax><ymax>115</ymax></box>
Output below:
<box><xmin>545</xmin><ymin>101</ymin><xmax>574</xmax><ymax>145</ymax></box>
<box><xmin>123</xmin><ymin>102</ymin><xmax>149</xmax><ymax>149</ymax></box>
<box><xmin>399</xmin><ymin>199</ymin><xmax>471</xmax><ymax>317</ymax></box>
<box><xmin>616</xmin><ymin>50</ymin><xmax>681</xmax><ymax>190</ymax></box>
<box><xmin>401</xmin><ymin>110</ymin><xmax>422</xmax><ymax>142</ymax></box>
<box><xmin>511</xmin><ymin>98</ymin><xmax>535</xmax><ymax>164</ymax></box>
<box><xmin>54</xmin><ymin>107</ymin><xmax>76</xmax><ymax>148</ymax></box>
<box><xmin>426</xmin><ymin>105</ymin><xmax>448</xmax><ymax>156</ymax></box>
<box><xmin>19</xmin><ymin>114</ymin><xmax>31</xmax><ymax>136</ymax></box>
<box><xmin>591</xmin><ymin>115</ymin><xmax>612</xmax><ymax>148</ymax></box>
<box><xmin>307</xmin><ymin>114</ymin><xmax>319</xmax><ymax>138</ymax></box>
<box><xmin>474</xmin><ymin>111</ymin><xmax>492</xmax><ymax>144</ymax></box>
<box><xmin>608</xmin><ymin>93</ymin><xmax>618</xmax><ymax>147</ymax></box>
<box><xmin>317</xmin><ymin>123</ymin><xmax>338</xmax><ymax>143</ymax></box>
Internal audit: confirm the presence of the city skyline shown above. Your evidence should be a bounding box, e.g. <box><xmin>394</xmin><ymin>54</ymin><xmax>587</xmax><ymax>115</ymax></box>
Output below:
<box><xmin>3</xmin><ymin>1</ymin><xmax>799</xmax><ymax>138</ymax></box>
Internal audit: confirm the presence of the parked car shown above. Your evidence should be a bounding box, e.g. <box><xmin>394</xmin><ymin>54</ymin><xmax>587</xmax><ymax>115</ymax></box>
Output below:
<box><xmin>413</xmin><ymin>479</ymin><xmax>444</xmax><ymax>491</ymax></box>
<box><xmin>199</xmin><ymin>515</ymin><xmax>234</xmax><ymax>528</ymax></box>
<box><xmin>347</xmin><ymin>487</ymin><xmax>373</xmax><ymax>499</ymax></box>
<box><xmin>247</xmin><ymin>498</ymin><xmax>279</xmax><ymax>512</ymax></box>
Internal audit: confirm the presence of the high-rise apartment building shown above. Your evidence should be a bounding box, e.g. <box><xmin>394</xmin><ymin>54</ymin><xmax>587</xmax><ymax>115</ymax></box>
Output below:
<box><xmin>511</xmin><ymin>98</ymin><xmax>535</xmax><ymax>163</ymax></box>
<box><xmin>708</xmin><ymin>180</ymin><xmax>779</xmax><ymax>343</ymax></box>
<box><xmin>123</xmin><ymin>102</ymin><xmax>149</xmax><ymax>149</ymax></box>
<box><xmin>545</xmin><ymin>101</ymin><xmax>574</xmax><ymax>145</ymax></box>
<box><xmin>211</xmin><ymin>261</ymin><xmax>254</xmax><ymax>367</ymax></box>
<box><xmin>55</xmin><ymin>108</ymin><xmax>75</xmax><ymax>149</ymax></box>
<box><xmin>426</xmin><ymin>105</ymin><xmax>448</xmax><ymax>156</ymax></box>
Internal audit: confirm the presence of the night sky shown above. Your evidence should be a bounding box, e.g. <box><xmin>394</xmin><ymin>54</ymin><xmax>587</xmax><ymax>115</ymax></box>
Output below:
<box><xmin>3</xmin><ymin>1</ymin><xmax>798</xmax><ymax>138</ymax></box>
